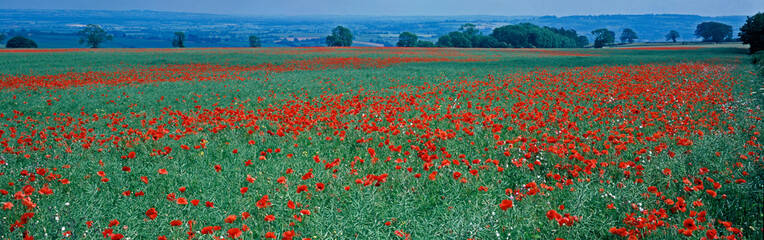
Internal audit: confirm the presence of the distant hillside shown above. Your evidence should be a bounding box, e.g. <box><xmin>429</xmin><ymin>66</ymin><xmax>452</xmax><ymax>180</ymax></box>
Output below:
<box><xmin>0</xmin><ymin>9</ymin><xmax>750</xmax><ymax>48</ymax></box>
<box><xmin>521</xmin><ymin>15</ymin><xmax>747</xmax><ymax>43</ymax></box>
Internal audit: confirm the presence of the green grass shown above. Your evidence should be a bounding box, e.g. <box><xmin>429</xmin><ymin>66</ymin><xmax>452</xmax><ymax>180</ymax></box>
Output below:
<box><xmin>0</xmin><ymin>47</ymin><xmax>761</xmax><ymax>240</ymax></box>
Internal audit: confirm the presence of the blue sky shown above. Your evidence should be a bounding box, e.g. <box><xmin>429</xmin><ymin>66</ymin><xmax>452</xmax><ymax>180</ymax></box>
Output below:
<box><xmin>2</xmin><ymin>0</ymin><xmax>762</xmax><ymax>16</ymax></box>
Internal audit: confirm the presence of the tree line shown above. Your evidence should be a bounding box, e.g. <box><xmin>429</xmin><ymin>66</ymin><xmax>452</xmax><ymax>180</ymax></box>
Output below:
<box><xmin>1</xmin><ymin>12</ymin><xmax>762</xmax><ymax>54</ymax></box>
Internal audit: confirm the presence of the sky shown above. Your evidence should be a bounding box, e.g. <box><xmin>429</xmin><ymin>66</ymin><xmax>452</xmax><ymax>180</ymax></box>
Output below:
<box><xmin>1</xmin><ymin>0</ymin><xmax>762</xmax><ymax>16</ymax></box>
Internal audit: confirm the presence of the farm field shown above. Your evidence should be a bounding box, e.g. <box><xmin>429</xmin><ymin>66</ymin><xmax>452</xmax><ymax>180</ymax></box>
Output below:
<box><xmin>0</xmin><ymin>46</ymin><xmax>762</xmax><ymax>240</ymax></box>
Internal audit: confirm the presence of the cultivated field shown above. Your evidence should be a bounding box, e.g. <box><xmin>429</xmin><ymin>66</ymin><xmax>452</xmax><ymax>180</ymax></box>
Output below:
<box><xmin>0</xmin><ymin>47</ymin><xmax>761</xmax><ymax>240</ymax></box>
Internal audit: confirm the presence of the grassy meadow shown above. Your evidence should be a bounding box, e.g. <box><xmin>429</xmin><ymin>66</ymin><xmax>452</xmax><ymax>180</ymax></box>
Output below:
<box><xmin>0</xmin><ymin>46</ymin><xmax>761</xmax><ymax>240</ymax></box>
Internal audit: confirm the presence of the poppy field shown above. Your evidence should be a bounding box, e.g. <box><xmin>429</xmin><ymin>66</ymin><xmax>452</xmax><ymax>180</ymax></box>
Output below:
<box><xmin>0</xmin><ymin>47</ymin><xmax>762</xmax><ymax>240</ymax></box>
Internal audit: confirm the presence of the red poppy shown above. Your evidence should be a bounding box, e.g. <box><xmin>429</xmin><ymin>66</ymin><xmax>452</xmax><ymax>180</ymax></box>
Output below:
<box><xmin>300</xmin><ymin>209</ymin><xmax>311</xmax><ymax>215</ymax></box>
<box><xmin>256</xmin><ymin>195</ymin><xmax>271</xmax><ymax>208</ymax></box>
<box><xmin>146</xmin><ymin>208</ymin><xmax>158</xmax><ymax>220</ymax></box>
<box><xmin>170</xmin><ymin>220</ymin><xmax>182</xmax><ymax>226</ymax></box>
<box><xmin>296</xmin><ymin>185</ymin><xmax>308</xmax><ymax>193</ymax></box>
<box><xmin>264</xmin><ymin>215</ymin><xmax>275</xmax><ymax>221</ymax></box>
<box><xmin>225</xmin><ymin>215</ymin><xmax>237</xmax><ymax>223</ymax></box>
<box><xmin>499</xmin><ymin>199</ymin><xmax>513</xmax><ymax>210</ymax></box>
<box><xmin>228</xmin><ymin>228</ymin><xmax>242</xmax><ymax>238</ymax></box>
<box><xmin>706</xmin><ymin>190</ymin><xmax>717</xmax><ymax>198</ymax></box>
<box><xmin>683</xmin><ymin>218</ymin><xmax>697</xmax><ymax>231</ymax></box>
<box><xmin>706</xmin><ymin>229</ymin><xmax>718</xmax><ymax>239</ymax></box>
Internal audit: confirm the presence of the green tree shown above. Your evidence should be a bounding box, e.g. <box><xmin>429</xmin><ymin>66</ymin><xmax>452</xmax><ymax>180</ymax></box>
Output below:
<box><xmin>249</xmin><ymin>35</ymin><xmax>262</xmax><ymax>47</ymax></box>
<box><xmin>459</xmin><ymin>23</ymin><xmax>480</xmax><ymax>36</ymax></box>
<box><xmin>397</xmin><ymin>32</ymin><xmax>418</xmax><ymax>47</ymax></box>
<box><xmin>6</xmin><ymin>36</ymin><xmax>38</xmax><ymax>48</ymax></box>
<box><xmin>620</xmin><ymin>28</ymin><xmax>638</xmax><ymax>43</ymax></box>
<box><xmin>491</xmin><ymin>23</ymin><xmax>575</xmax><ymax>48</ymax></box>
<box><xmin>476</xmin><ymin>35</ymin><xmax>506</xmax><ymax>48</ymax></box>
<box><xmin>694</xmin><ymin>22</ymin><xmax>732</xmax><ymax>43</ymax></box>
<box><xmin>447</xmin><ymin>31</ymin><xmax>472</xmax><ymax>48</ymax></box>
<box><xmin>326</xmin><ymin>26</ymin><xmax>353</xmax><ymax>47</ymax></box>
<box><xmin>78</xmin><ymin>24</ymin><xmax>113</xmax><ymax>48</ymax></box>
<box><xmin>436</xmin><ymin>35</ymin><xmax>453</xmax><ymax>47</ymax></box>
<box><xmin>577</xmin><ymin>36</ymin><xmax>590</xmax><ymax>47</ymax></box>
<box><xmin>592</xmin><ymin>28</ymin><xmax>615</xmax><ymax>48</ymax></box>
<box><xmin>740</xmin><ymin>12</ymin><xmax>764</xmax><ymax>54</ymax></box>
<box><xmin>416</xmin><ymin>40</ymin><xmax>435</xmax><ymax>48</ymax></box>
<box><xmin>172</xmin><ymin>32</ymin><xmax>186</xmax><ymax>48</ymax></box>
<box><xmin>665</xmin><ymin>30</ymin><xmax>680</xmax><ymax>43</ymax></box>
<box><xmin>0</xmin><ymin>33</ymin><xmax>6</xmax><ymax>45</ymax></box>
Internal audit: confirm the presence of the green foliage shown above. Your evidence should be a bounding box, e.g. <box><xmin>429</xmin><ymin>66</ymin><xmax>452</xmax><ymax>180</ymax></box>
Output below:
<box><xmin>437</xmin><ymin>23</ymin><xmax>509</xmax><ymax>48</ymax></box>
<box><xmin>492</xmin><ymin>23</ymin><xmax>577</xmax><ymax>48</ymax></box>
<box><xmin>695</xmin><ymin>22</ymin><xmax>733</xmax><ymax>43</ymax></box>
<box><xmin>415</xmin><ymin>40</ymin><xmax>435</xmax><ymax>48</ymax></box>
<box><xmin>5</xmin><ymin>36</ymin><xmax>38</xmax><ymax>48</ymax></box>
<box><xmin>740</xmin><ymin>12</ymin><xmax>764</xmax><ymax>54</ymax></box>
<box><xmin>248</xmin><ymin>35</ymin><xmax>262</xmax><ymax>48</ymax></box>
<box><xmin>620</xmin><ymin>28</ymin><xmax>638</xmax><ymax>43</ymax></box>
<box><xmin>753</xmin><ymin>51</ymin><xmax>764</xmax><ymax>75</ymax></box>
<box><xmin>326</xmin><ymin>26</ymin><xmax>353</xmax><ymax>47</ymax></box>
<box><xmin>666</xmin><ymin>30</ymin><xmax>680</xmax><ymax>43</ymax></box>
<box><xmin>397</xmin><ymin>32</ymin><xmax>418</xmax><ymax>47</ymax></box>
<box><xmin>591</xmin><ymin>28</ymin><xmax>615</xmax><ymax>48</ymax></box>
<box><xmin>577</xmin><ymin>36</ymin><xmax>589</xmax><ymax>47</ymax></box>
<box><xmin>436</xmin><ymin>35</ymin><xmax>453</xmax><ymax>47</ymax></box>
<box><xmin>546</xmin><ymin>27</ymin><xmax>588</xmax><ymax>48</ymax></box>
<box><xmin>78</xmin><ymin>24</ymin><xmax>113</xmax><ymax>48</ymax></box>
<box><xmin>172</xmin><ymin>32</ymin><xmax>186</xmax><ymax>48</ymax></box>
<box><xmin>447</xmin><ymin>31</ymin><xmax>473</xmax><ymax>48</ymax></box>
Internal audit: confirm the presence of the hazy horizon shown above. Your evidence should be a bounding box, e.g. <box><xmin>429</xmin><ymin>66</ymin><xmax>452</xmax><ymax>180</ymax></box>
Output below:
<box><xmin>2</xmin><ymin>0</ymin><xmax>762</xmax><ymax>17</ymax></box>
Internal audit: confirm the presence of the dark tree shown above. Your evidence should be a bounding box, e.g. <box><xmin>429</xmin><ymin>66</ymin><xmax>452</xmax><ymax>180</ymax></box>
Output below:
<box><xmin>694</xmin><ymin>22</ymin><xmax>732</xmax><ymax>43</ymax></box>
<box><xmin>476</xmin><ymin>35</ymin><xmax>506</xmax><ymax>48</ymax></box>
<box><xmin>620</xmin><ymin>28</ymin><xmax>638</xmax><ymax>43</ymax></box>
<box><xmin>0</xmin><ymin>33</ymin><xmax>6</xmax><ymax>45</ymax></box>
<box><xmin>397</xmin><ymin>32</ymin><xmax>418</xmax><ymax>47</ymax></box>
<box><xmin>326</xmin><ymin>26</ymin><xmax>353</xmax><ymax>47</ymax></box>
<box><xmin>78</xmin><ymin>24</ymin><xmax>113</xmax><ymax>48</ymax></box>
<box><xmin>577</xmin><ymin>35</ymin><xmax>590</xmax><ymax>47</ymax></box>
<box><xmin>740</xmin><ymin>12</ymin><xmax>764</xmax><ymax>54</ymax></box>
<box><xmin>666</xmin><ymin>30</ymin><xmax>680</xmax><ymax>43</ymax></box>
<box><xmin>592</xmin><ymin>28</ymin><xmax>615</xmax><ymax>48</ymax></box>
<box><xmin>249</xmin><ymin>35</ymin><xmax>262</xmax><ymax>47</ymax></box>
<box><xmin>6</xmin><ymin>36</ymin><xmax>38</xmax><ymax>48</ymax></box>
<box><xmin>447</xmin><ymin>31</ymin><xmax>472</xmax><ymax>48</ymax></box>
<box><xmin>545</xmin><ymin>27</ymin><xmax>588</xmax><ymax>48</ymax></box>
<box><xmin>172</xmin><ymin>32</ymin><xmax>186</xmax><ymax>48</ymax></box>
<box><xmin>416</xmin><ymin>40</ymin><xmax>435</xmax><ymax>48</ymax></box>
<box><xmin>459</xmin><ymin>23</ymin><xmax>480</xmax><ymax>36</ymax></box>
<box><xmin>436</xmin><ymin>35</ymin><xmax>453</xmax><ymax>47</ymax></box>
<box><xmin>491</xmin><ymin>23</ymin><xmax>575</xmax><ymax>48</ymax></box>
